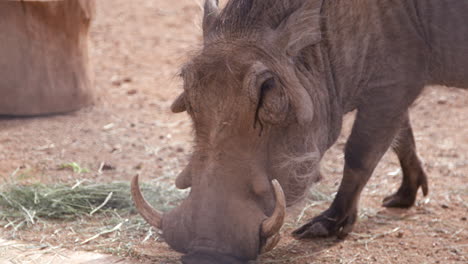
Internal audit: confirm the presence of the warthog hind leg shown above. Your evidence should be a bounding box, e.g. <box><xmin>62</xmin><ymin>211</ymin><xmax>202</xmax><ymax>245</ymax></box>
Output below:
<box><xmin>383</xmin><ymin>112</ymin><xmax>429</xmax><ymax>208</ymax></box>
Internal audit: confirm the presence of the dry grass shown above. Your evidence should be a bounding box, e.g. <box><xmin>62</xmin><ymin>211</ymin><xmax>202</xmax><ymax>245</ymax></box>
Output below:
<box><xmin>0</xmin><ymin>179</ymin><xmax>188</xmax><ymax>259</ymax></box>
<box><xmin>0</xmin><ymin>180</ymin><xmax>187</xmax><ymax>229</ymax></box>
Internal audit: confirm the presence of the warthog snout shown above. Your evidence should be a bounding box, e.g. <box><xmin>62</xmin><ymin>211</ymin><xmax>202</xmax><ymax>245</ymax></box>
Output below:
<box><xmin>181</xmin><ymin>252</ymin><xmax>247</xmax><ymax>264</ymax></box>
<box><xmin>131</xmin><ymin>175</ymin><xmax>286</xmax><ymax>261</ymax></box>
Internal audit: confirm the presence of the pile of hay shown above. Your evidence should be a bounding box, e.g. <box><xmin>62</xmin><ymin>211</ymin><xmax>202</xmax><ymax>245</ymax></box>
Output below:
<box><xmin>0</xmin><ymin>180</ymin><xmax>187</xmax><ymax>226</ymax></box>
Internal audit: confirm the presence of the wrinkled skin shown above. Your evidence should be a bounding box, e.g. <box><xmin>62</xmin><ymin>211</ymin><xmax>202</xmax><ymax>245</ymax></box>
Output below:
<box><xmin>164</xmin><ymin>42</ymin><xmax>323</xmax><ymax>262</ymax></box>
<box><xmin>134</xmin><ymin>0</ymin><xmax>468</xmax><ymax>263</ymax></box>
<box><xmin>160</xmin><ymin>1</ymin><xmax>328</xmax><ymax>262</ymax></box>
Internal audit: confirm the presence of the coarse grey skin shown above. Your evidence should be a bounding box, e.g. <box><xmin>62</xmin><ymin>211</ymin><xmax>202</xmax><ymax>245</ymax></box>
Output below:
<box><xmin>293</xmin><ymin>0</ymin><xmax>468</xmax><ymax>239</ymax></box>
<box><xmin>152</xmin><ymin>0</ymin><xmax>468</xmax><ymax>263</ymax></box>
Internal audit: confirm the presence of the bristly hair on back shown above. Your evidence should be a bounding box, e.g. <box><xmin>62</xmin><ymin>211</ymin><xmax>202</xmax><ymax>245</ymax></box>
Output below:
<box><xmin>211</xmin><ymin>0</ymin><xmax>306</xmax><ymax>38</ymax></box>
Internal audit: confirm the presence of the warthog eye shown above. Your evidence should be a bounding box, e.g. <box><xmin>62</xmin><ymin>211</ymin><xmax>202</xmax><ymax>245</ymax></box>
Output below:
<box><xmin>254</xmin><ymin>77</ymin><xmax>275</xmax><ymax>134</ymax></box>
<box><xmin>260</xmin><ymin>77</ymin><xmax>275</xmax><ymax>95</ymax></box>
<box><xmin>245</xmin><ymin>61</ymin><xmax>289</xmax><ymax>133</ymax></box>
<box><xmin>256</xmin><ymin>76</ymin><xmax>289</xmax><ymax>126</ymax></box>
<box><xmin>257</xmin><ymin>77</ymin><xmax>275</xmax><ymax>113</ymax></box>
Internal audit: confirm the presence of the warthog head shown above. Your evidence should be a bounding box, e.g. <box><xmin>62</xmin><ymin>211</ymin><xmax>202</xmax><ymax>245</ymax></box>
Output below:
<box><xmin>133</xmin><ymin>0</ymin><xmax>331</xmax><ymax>263</ymax></box>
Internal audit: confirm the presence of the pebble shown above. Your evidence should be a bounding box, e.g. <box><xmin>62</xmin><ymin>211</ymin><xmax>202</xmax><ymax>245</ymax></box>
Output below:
<box><xmin>127</xmin><ymin>89</ymin><xmax>137</xmax><ymax>95</ymax></box>
<box><xmin>437</xmin><ymin>97</ymin><xmax>447</xmax><ymax>104</ymax></box>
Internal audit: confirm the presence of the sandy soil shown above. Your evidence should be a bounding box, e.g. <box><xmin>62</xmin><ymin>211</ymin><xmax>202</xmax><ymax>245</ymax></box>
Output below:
<box><xmin>0</xmin><ymin>0</ymin><xmax>466</xmax><ymax>263</ymax></box>
<box><xmin>0</xmin><ymin>238</ymin><xmax>131</xmax><ymax>264</ymax></box>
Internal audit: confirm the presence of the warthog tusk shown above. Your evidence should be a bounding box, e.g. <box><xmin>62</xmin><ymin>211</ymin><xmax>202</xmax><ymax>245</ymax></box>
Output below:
<box><xmin>261</xmin><ymin>233</ymin><xmax>281</xmax><ymax>254</ymax></box>
<box><xmin>261</xmin><ymin>179</ymin><xmax>286</xmax><ymax>238</ymax></box>
<box><xmin>131</xmin><ymin>175</ymin><xmax>163</xmax><ymax>229</ymax></box>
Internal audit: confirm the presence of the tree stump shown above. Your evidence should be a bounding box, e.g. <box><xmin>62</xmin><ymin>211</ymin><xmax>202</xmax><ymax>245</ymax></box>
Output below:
<box><xmin>0</xmin><ymin>0</ymin><xmax>95</xmax><ymax>116</ymax></box>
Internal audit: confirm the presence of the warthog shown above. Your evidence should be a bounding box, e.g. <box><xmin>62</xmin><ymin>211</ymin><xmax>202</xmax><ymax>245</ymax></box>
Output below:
<box><xmin>132</xmin><ymin>0</ymin><xmax>468</xmax><ymax>263</ymax></box>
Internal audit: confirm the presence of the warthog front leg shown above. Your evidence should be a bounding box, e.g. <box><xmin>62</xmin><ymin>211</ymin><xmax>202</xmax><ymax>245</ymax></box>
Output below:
<box><xmin>293</xmin><ymin>103</ymin><xmax>410</xmax><ymax>239</ymax></box>
<box><xmin>383</xmin><ymin>112</ymin><xmax>429</xmax><ymax>208</ymax></box>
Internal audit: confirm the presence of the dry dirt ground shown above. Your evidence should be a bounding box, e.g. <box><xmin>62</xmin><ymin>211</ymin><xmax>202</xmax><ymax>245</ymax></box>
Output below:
<box><xmin>0</xmin><ymin>0</ymin><xmax>467</xmax><ymax>263</ymax></box>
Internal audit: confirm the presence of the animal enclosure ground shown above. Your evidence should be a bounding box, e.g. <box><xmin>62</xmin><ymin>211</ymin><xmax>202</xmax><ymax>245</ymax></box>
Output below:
<box><xmin>0</xmin><ymin>0</ymin><xmax>466</xmax><ymax>263</ymax></box>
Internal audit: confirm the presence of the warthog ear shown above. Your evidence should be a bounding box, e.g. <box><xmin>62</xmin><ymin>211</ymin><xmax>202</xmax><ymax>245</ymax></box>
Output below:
<box><xmin>171</xmin><ymin>92</ymin><xmax>187</xmax><ymax>113</ymax></box>
<box><xmin>245</xmin><ymin>62</ymin><xmax>289</xmax><ymax>125</ymax></box>
<box><xmin>203</xmin><ymin>0</ymin><xmax>219</xmax><ymax>38</ymax></box>
<box><xmin>274</xmin><ymin>0</ymin><xmax>323</xmax><ymax>57</ymax></box>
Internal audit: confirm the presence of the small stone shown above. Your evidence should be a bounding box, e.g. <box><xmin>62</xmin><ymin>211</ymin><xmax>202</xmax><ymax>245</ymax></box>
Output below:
<box><xmin>110</xmin><ymin>145</ymin><xmax>121</xmax><ymax>153</ymax></box>
<box><xmin>437</xmin><ymin>97</ymin><xmax>447</xmax><ymax>104</ymax></box>
<box><xmin>103</xmin><ymin>123</ymin><xmax>115</xmax><ymax>130</ymax></box>
<box><xmin>176</xmin><ymin>147</ymin><xmax>184</xmax><ymax>153</ymax></box>
<box><xmin>111</xmin><ymin>76</ymin><xmax>121</xmax><ymax>86</ymax></box>
<box><xmin>127</xmin><ymin>89</ymin><xmax>137</xmax><ymax>95</ymax></box>
<box><xmin>101</xmin><ymin>163</ymin><xmax>115</xmax><ymax>171</ymax></box>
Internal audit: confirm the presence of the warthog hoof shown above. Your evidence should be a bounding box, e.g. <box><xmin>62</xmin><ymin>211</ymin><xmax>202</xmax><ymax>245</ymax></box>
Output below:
<box><xmin>382</xmin><ymin>186</ymin><xmax>428</xmax><ymax>208</ymax></box>
<box><xmin>292</xmin><ymin>208</ymin><xmax>357</xmax><ymax>239</ymax></box>
<box><xmin>382</xmin><ymin>190</ymin><xmax>417</xmax><ymax>208</ymax></box>
<box><xmin>382</xmin><ymin>171</ymin><xmax>429</xmax><ymax>208</ymax></box>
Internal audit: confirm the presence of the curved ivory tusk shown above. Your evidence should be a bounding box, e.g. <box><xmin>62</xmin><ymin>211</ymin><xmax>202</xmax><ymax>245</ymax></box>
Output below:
<box><xmin>261</xmin><ymin>179</ymin><xmax>286</xmax><ymax>238</ymax></box>
<box><xmin>131</xmin><ymin>175</ymin><xmax>163</xmax><ymax>229</ymax></box>
<box><xmin>260</xmin><ymin>233</ymin><xmax>281</xmax><ymax>254</ymax></box>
